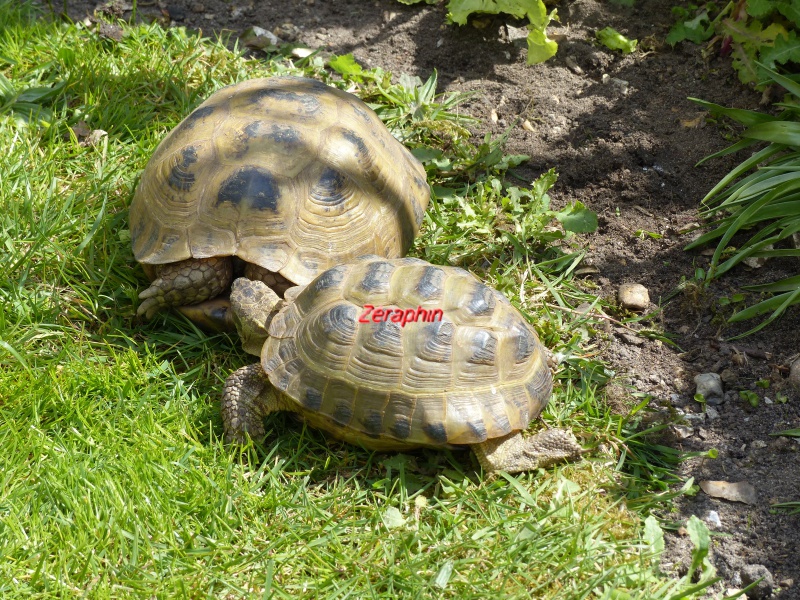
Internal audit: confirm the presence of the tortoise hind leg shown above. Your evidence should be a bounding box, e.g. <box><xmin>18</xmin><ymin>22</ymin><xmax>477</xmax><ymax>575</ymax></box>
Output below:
<box><xmin>221</xmin><ymin>363</ymin><xmax>280</xmax><ymax>443</ymax></box>
<box><xmin>471</xmin><ymin>429</ymin><xmax>583</xmax><ymax>474</ymax></box>
<box><xmin>137</xmin><ymin>256</ymin><xmax>232</xmax><ymax>319</ymax></box>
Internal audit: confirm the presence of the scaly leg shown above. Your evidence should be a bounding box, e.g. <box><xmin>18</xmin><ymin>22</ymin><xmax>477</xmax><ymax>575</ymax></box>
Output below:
<box><xmin>471</xmin><ymin>429</ymin><xmax>583</xmax><ymax>474</ymax></box>
<box><xmin>137</xmin><ymin>256</ymin><xmax>232</xmax><ymax>319</ymax></box>
<box><xmin>221</xmin><ymin>363</ymin><xmax>281</xmax><ymax>443</ymax></box>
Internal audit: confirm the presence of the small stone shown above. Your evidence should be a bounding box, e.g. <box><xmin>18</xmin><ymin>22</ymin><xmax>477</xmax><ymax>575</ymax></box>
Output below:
<box><xmin>672</xmin><ymin>424</ymin><xmax>693</xmax><ymax>439</ymax></box>
<box><xmin>506</xmin><ymin>25</ymin><xmax>528</xmax><ymax>41</ymax></box>
<box><xmin>705</xmin><ymin>510</ymin><xmax>721</xmax><ymax>528</ymax></box>
<box><xmin>601</xmin><ymin>73</ymin><xmax>629</xmax><ymax>94</ymax></box>
<box><xmin>291</xmin><ymin>47</ymin><xmax>314</xmax><ymax>58</ymax></box>
<box><xmin>190</xmin><ymin>2</ymin><xmax>205</xmax><ymax>12</ymax></box>
<box><xmin>695</xmin><ymin>372</ymin><xmax>724</xmax><ymax>404</ymax></box>
<box><xmin>565</xmin><ymin>55</ymin><xmax>583</xmax><ymax>74</ymax></box>
<box><xmin>705</xmin><ymin>405</ymin><xmax>720</xmax><ymax>420</ymax></box>
<box><xmin>720</xmin><ymin>368</ymin><xmax>737</xmax><ymax>386</ymax></box>
<box><xmin>740</xmin><ymin>564</ymin><xmax>775</xmax><ymax>600</ymax></box>
<box><xmin>273</xmin><ymin>23</ymin><xmax>299</xmax><ymax>42</ymax></box>
<box><xmin>618</xmin><ymin>283</ymin><xmax>649</xmax><ymax>311</ymax></box>
<box><xmin>779</xmin><ymin>578</ymin><xmax>794</xmax><ymax>588</ymax></box>
<box><xmin>789</xmin><ymin>357</ymin><xmax>800</xmax><ymax>390</ymax></box>
<box><xmin>751</xmin><ymin>440</ymin><xmax>767</xmax><ymax>449</ymax></box>
<box><xmin>522</xmin><ymin>120</ymin><xmax>535</xmax><ymax>132</ymax></box>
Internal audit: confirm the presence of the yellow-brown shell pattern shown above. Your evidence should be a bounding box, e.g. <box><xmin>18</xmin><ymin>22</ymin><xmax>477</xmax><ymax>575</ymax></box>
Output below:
<box><xmin>130</xmin><ymin>77</ymin><xmax>430</xmax><ymax>286</ymax></box>
<box><xmin>263</xmin><ymin>257</ymin><xmax>553</xmax><ymax>450</ymax></box>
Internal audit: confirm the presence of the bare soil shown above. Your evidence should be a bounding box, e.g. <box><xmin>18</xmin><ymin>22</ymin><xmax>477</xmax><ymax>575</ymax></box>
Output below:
<box><xmin>58</xmin><ymin>0</ymin><xmax>800</xmax><ymax>596</ymax></box>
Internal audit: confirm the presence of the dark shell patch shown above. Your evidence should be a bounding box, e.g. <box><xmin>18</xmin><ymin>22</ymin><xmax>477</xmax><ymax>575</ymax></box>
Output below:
<box><xmin>167</xmin><ymin>146</ymin><xmax>199</xmax><ymax>192</ymax></box>
<box><xmin>423</xmin><ymin>422</ymin><xmax>448</xmax><ymax>444</ymax></box>
<box><xmin>321</xmin><ymin>304</ymin><xmax>358</xmax><ymax>339</ymax></box>
<box><xmin>249</xmin><ymin>88</ymin><xmax>321</xmax><ymax>114</ymax></box>
<box><xmin>310</xmin><ymin>167</ymin><xmax>348</xmax><ymax>205</ymax></box>
<box><xmin>216</xmin><ymin>167</ymin><xmax>280</xmax><ymax>211</ymax></box>
<box><xmin>303</xmin><ymin>387</ymin><xmax>324</xmax><ymax>411</ymax></box>
<box><xmin>514</xmin><ymin>325</ymin><xmax>536</xmax><ymax>362</ymax></box>
<box><xmin>415</xmin><ymin>266</ymin><xmax>445</xmax><ymax>300</ymax></box>
<box><xmin>360</xmin><ymin>410</ymin><xmax>384</xmax><ymax>436</ymax></box>
<box><xmin>312</xmin><ymin>265</ymin><xmax>347</xmax><ymax>292</ymax></box>
<box><xmin>343</xmin><ymin>130</ymin><xmax>368</xmax><ymax>154</ymax></box>
<box><xmin>266</xmin><ymin>123</ymin><xmax>300</xmax><ymax>145</ymax></box>
<box><xmin>466</xmin><ymin>283</ymin><xmax>496</xmax><ymax>316</ymax></box>
<box><xmin>389</xmin><ymin>416</ymin><xmax>411</xmax><ymax>440</ymax></box>
<box><xmin>185</xmin><ymin>105</ymin><xmax>215</xmax><ymax>124</ymax></box>
<box><xmin>359</xmin><ymin>261</ymin><xmax>393</xmax><ymax>293</ymax></box>
<box><xmin>468</xmin><ymin>330</ymin><xmax>497</xmax><ymax>366</ymax></box>
<box><xmin>332</xmin><ymin>401</ymin><xmax>353</xmax><ymax>426</ymax></box>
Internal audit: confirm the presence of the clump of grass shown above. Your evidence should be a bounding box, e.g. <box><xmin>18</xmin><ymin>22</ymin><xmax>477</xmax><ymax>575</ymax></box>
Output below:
<box><xmin>0</xmin><ymin>3</ymin><xmax>711</xmax><ymax>597</ymax></box>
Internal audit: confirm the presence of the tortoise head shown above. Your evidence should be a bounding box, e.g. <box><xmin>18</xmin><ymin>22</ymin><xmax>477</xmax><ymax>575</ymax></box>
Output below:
<box><xmin>230</xmin><ymin>277</ymin><xmax>285</xmax><ymax>356</ymax></box>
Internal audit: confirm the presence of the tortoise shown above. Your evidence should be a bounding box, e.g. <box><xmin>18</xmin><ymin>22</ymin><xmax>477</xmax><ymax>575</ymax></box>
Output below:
<box><xmin>130</xmin><ymin>77</ymin><xmax>430</xmax><ymax>330</ymax></box>
<box><xmin>221</xmin><ymin>256</ymin><xmax>582</xmax><ymax>473</ymax></box>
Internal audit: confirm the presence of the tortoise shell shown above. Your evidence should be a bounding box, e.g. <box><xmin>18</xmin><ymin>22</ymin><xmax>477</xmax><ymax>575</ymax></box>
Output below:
<box><xmin>130</xmin><ymin>77</ymin><xmax>429</xmax><ymax>286</ymax></box>
<box><xmin>262</xmin><ymin>257</ymin><xmax>553</xmax><ymax>450</ymax></box>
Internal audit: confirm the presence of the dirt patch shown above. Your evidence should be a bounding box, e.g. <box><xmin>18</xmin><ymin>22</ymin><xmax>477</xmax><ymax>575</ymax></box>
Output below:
<box><xmin>59</xmin><ymin>0</ymin><xmax>800</xmax><ymax>596</ymax></box>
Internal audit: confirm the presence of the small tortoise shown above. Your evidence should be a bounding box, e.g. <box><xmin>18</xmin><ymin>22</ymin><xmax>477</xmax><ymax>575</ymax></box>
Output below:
<box><xmin>222</xmin><ymin>257</ymin><xmax>582</xmax><ymax>473</ymax></box>
<box><xmin>130</xmin><ymin>77</ymin><xmax>429</xmax><ymax>330</ymax></box>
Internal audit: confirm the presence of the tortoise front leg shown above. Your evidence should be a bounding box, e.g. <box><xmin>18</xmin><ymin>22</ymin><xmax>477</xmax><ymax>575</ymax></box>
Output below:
<box><xmin>221</xmin><ymin>363</ymin><xmax>280</xmax><ymax>443</ymax></box>
<box><xmin>137</xmin><ymin>256</ymin><xmax>232</xmax><ymax>319</ymax></box>
<box><xmin>471</xmin><ymin>429</ymin><xmax>583</xmax><ymax>474</ymax></box>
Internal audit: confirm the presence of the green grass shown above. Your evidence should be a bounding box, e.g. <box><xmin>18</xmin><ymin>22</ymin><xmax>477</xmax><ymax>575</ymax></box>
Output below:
<box><xmin>0</xmin><ymin>2</ymin><xmax>714</xmax><ymax>597</ymax></box>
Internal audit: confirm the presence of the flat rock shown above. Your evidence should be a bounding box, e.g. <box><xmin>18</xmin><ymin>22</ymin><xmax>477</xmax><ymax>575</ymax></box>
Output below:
<box><xmin>699</xmin><ymin>480</ymin><xmax>758</xmax><ymax>505</ymax></box>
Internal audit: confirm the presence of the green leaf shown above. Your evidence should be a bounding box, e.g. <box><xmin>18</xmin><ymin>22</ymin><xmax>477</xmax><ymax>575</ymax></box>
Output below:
<box><xmin>433</xmin><ymin>560</ymin><xmax>454</xmax><ymax>588</ymax></box>
<box><xmin>743</xmin><ymin>121</ymin><xmax>800</xmax><ymax>146</ymax></box>
<box><xmin>666</xmin><ymin>12</ymin><xmax>714</xmax><ymax>46</ymax></box>
<box><xmin>771</xmin><ymin>428</ymin><xmax>800</xmax><ymax>437</ymax></box>
<box><xmin>526</xmin><ymin>25</ymin><xmax>558</xmax><ymax>64</ymax></box>
<box><xmin>643</xmin><ymin>515</ymin><xmax>665</xmax><ymax>557</ymax></box>
<box><xmin>557</xmin><ymin>201</ymin><xmax>598</xmax><ymax>233</ymax></box>
<box><xmin>448</xmin><ymin>0</ymin><xmax>540</xmax><ymax>24</ymax></box>
<box><xmin>688</xmin><ymin>98</ymin><xmax>777</xmax><ymax>127</ymax></box>
<box><xmin>328</xmin><ymin>53</ymin><xmax>363</xmax><ymax>78</ymax></box>
<box><xmin>686</xmin><ymin>515</ymin><xmax>715</xmax><ymax>582</ymax></box>
<box><xmin>381</xmin><ymin>506</ymin><xmax>406</xmax><ymax>529</ymax></box>
<box><xmin>746</xmin><ymin>0</ymin><xmax>774</xmax><ymax>18</ymax></box>
<box><xmin>596</xmin><ymin>27</ymin><xmax>637</xmax><ymax>54</ymax></box>
<box><xmin>759</xmin><ymin>31</ymin><xmax>800</xmax><ymax>70</ymax></box>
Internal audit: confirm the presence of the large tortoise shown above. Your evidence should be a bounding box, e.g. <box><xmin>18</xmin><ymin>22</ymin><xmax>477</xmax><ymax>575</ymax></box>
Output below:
<box><xmin>130</xmin><ymin>77</ymin><xmax>429</xmax><ymax>330</ymax></box>
<box><xmin>222</xmin><ymin>257</ymin><xmax>582</xmax><ymax>473</ymax></box>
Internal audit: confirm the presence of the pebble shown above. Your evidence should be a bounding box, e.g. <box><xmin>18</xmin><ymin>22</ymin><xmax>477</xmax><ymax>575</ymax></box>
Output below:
<box><xmin>695</xmin><ymin>372</ymin><xmax>724</xmax><ymax>404</ymax></box>
<box><xmin>720</xmin><ymin>368</ymin><xmax>737</xmax><ymax>386</ymax></box>
<box><xmin>618</xmin><ymin>283</ymin><xmax>650</xmax><ymax>311</ymax></box>
<box><xmin>740</xmin><ymin>564</ymin><xmax>775</xmax><ymax>600</ymax></box>
<box><xmin>705</xmin><ymin>510</ymin><xmax>721</xmax><ymax>528</ymax></box>
<box><xmin>705</xmin><ymin>405</ymin><xmax>720</xmax><ymax>420</ymax></box>
<box><xmin>565</xmin><ymin>55</ymin><xmax>583</xmax><ymax>74</ymax></box>
<box><xmin>789</xmin><ymin>357</ymin><xmax>800</xmax><ymax>390</ymax></box>
<box><xmin>601</xmin><ymin>73</ymin><xmax>629</xmax><ymax>94</ymax></box>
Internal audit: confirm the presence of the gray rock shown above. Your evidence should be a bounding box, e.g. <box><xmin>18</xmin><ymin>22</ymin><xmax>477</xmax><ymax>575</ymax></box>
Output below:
<box><xmin>740</xmin><ymin>564</ymin><xmax>775</xmax><ymax>599</ymax></box>
<box><xmin>705</xmin><ymin>405</ymin><xmax>720</xmax><ymax>420</ymax></box>
<box><xmin>695</xmin><ymin>372</ymin><xmax>724</xmax><ymax>404</ymax></box>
